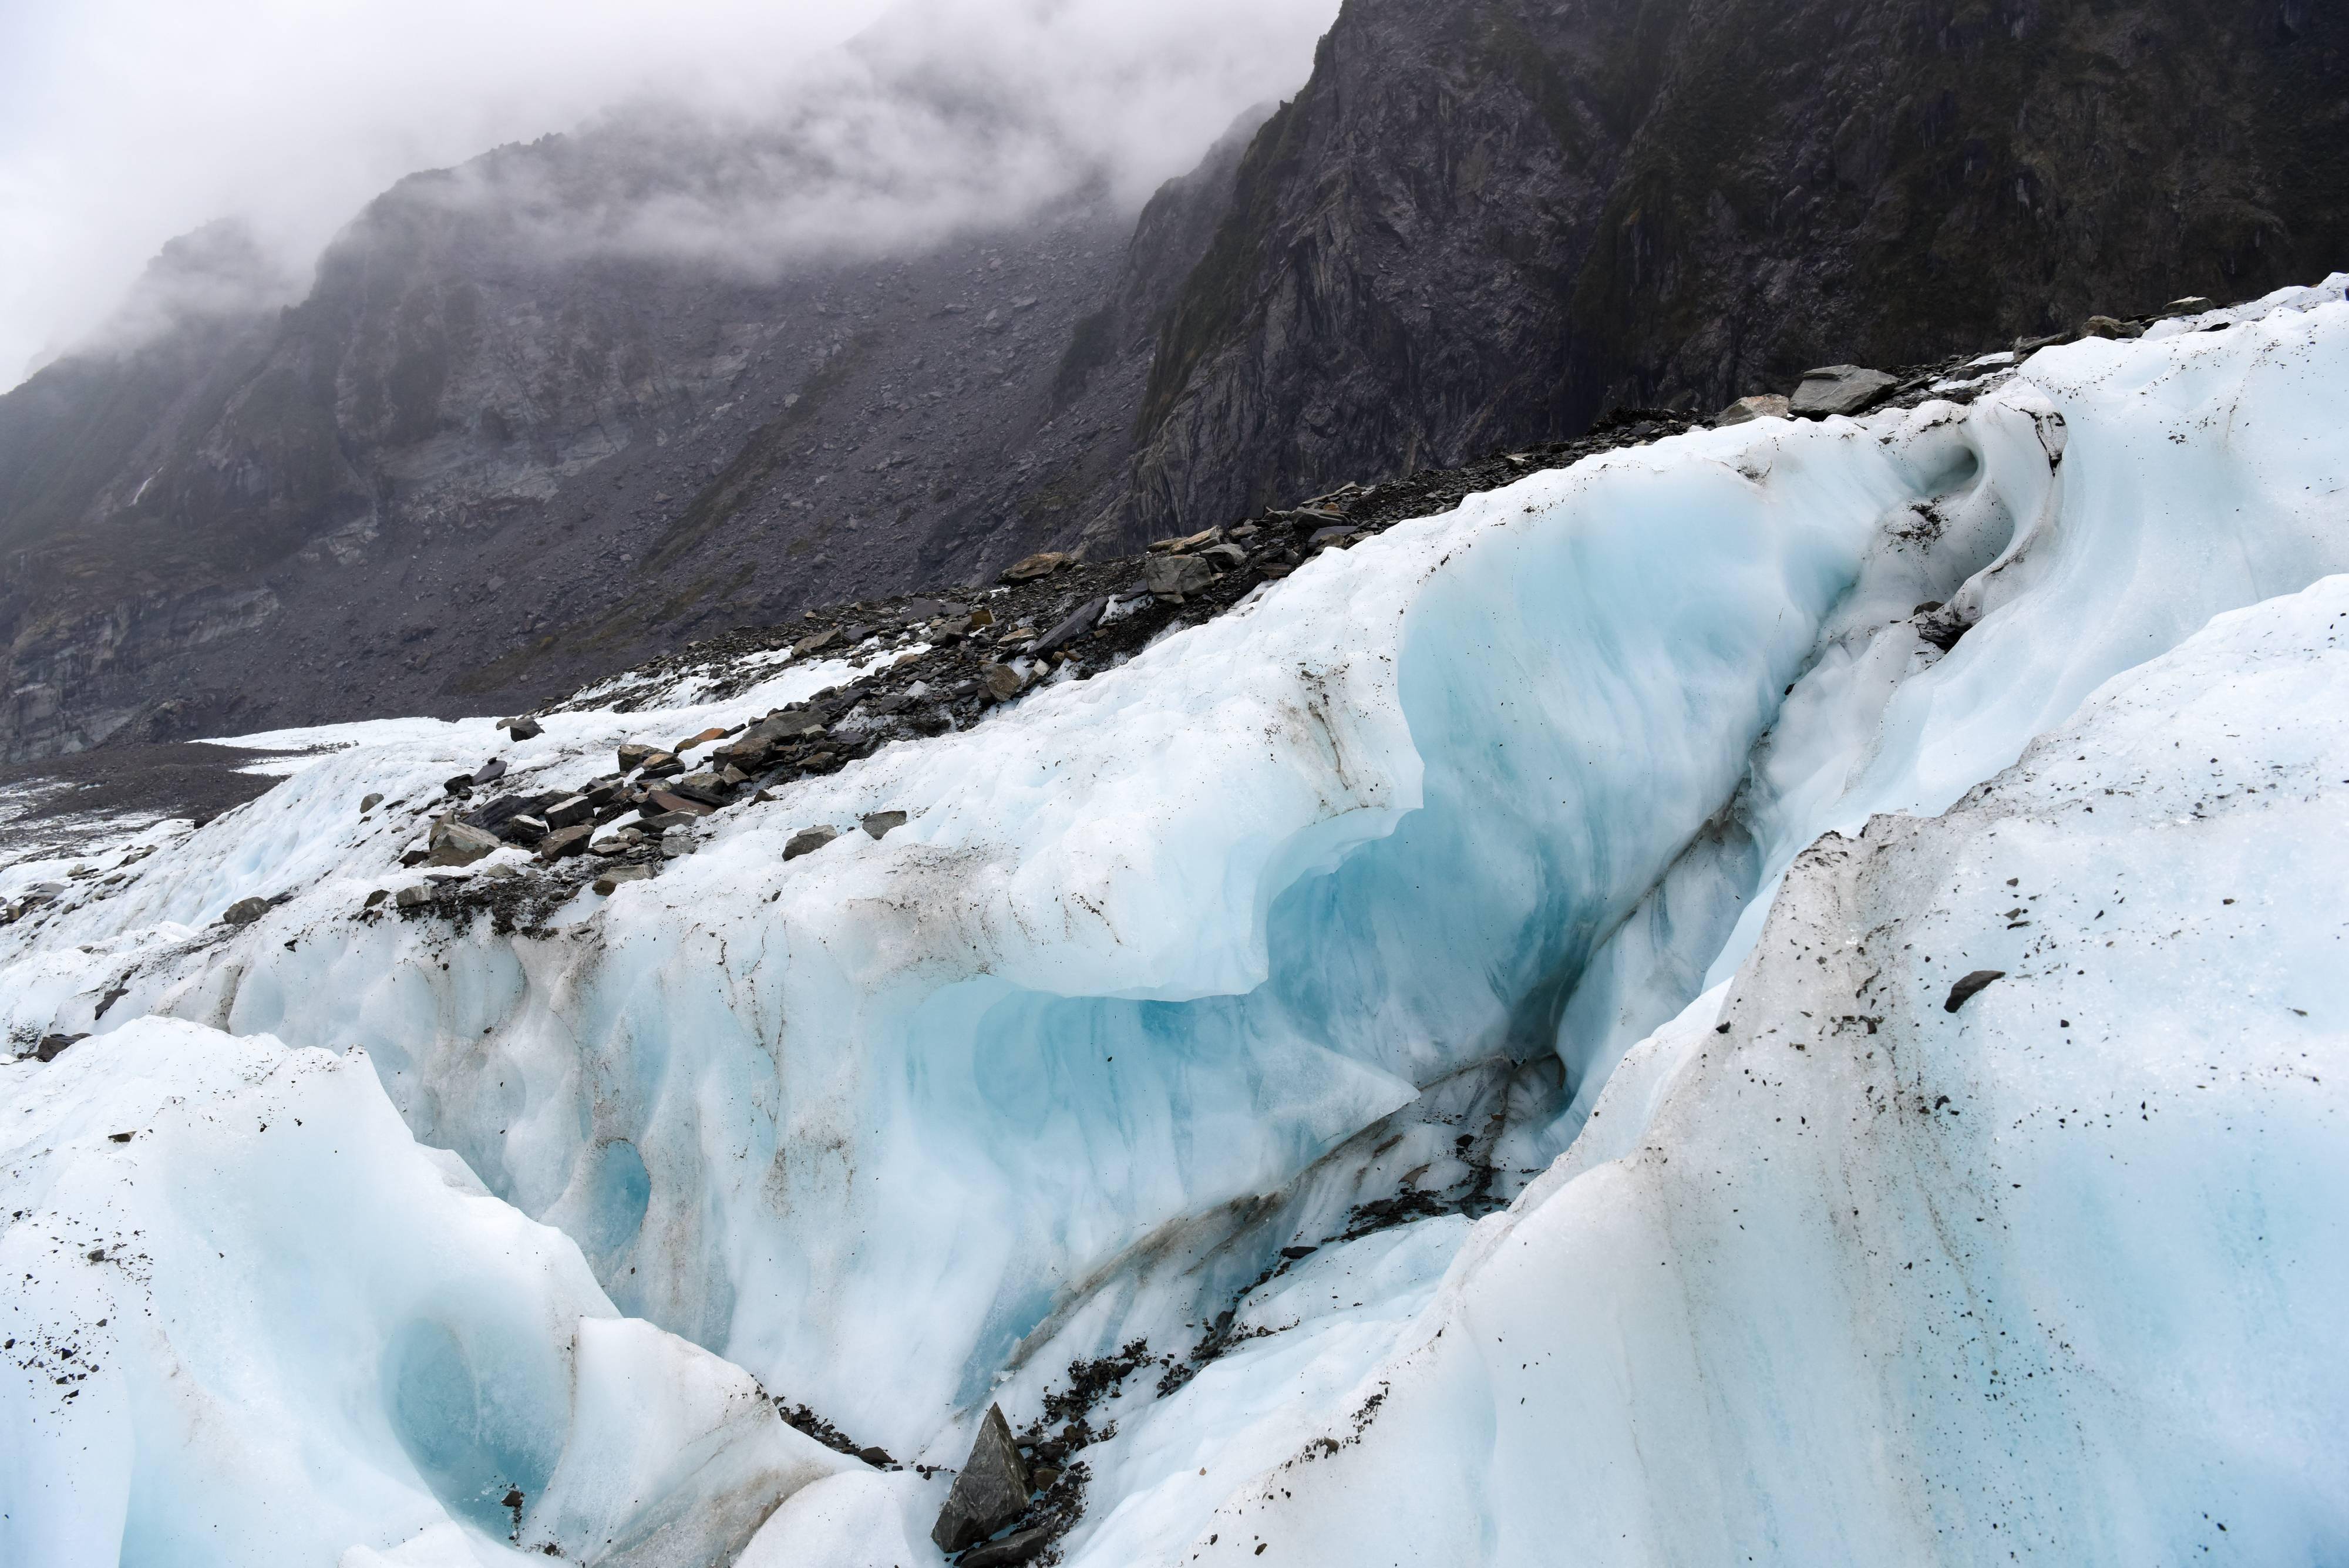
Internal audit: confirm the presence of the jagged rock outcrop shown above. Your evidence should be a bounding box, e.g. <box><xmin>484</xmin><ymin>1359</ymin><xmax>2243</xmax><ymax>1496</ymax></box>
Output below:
<box><xmin>0</xmin><ymin>93</ymin><xmax>1272</xmax><ymax>764</ymax></box>
<box><xmin>5</xmin><ymin>0</ymin><xmax>2344</xmax><ymax>759</ymax></box>
<box><xmin>1116</xmin><ymin>0</ymin><xmax>2349</xmax><ymax>536</ymax></box>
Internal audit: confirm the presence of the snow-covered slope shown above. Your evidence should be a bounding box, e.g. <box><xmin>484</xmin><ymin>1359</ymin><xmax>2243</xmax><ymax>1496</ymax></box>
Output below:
<box><xmin>4</xmin><ymin>280</ymin><xmax>2346</xmax><ymax>1566</ymax></box>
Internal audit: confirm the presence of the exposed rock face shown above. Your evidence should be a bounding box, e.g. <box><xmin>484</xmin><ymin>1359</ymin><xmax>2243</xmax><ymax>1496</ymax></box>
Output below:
<box><xmin>6</xmin><ymin>0</ymin><xmax>2345</xmax><ymax>759</ymax></box>
<box><xmin>1113</xmin><ymin>0</ymin><xmax>2349</xmax><ymax>537</ymax></box>
<box><xmin>0</xmin><ymin>93</ymin><xmax>1270</xmax><ymax>766</ymax></box>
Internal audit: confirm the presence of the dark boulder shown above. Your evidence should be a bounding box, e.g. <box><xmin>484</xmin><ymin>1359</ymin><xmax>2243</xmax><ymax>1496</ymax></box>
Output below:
<box><xmin>642</xmin><ymin>789</ymin><xmax>715</xmax><ymax>819</ymax></box>
<box><xmin>464</xmin><ymin>790</ymin><xmax>565</xmax><ymax>837</ymax></box>
<box><xmin>1944</xmin><ymin>970</ymin><xmax>2007</xmax><ymax>1013</ymax></box>
<box><xmin>961</xmin><ymin>1526</ymin><xmax>1054</xmax><ymax>1568</ymax></box>
<box><xmin>1145</xmin><ymin>554</ymin><xmax>1214</xmax><ymax>601</ymax></box>
<box><xmin>978</xmin><ymin>663</ymin><xmax>1026</xmax><ymax>702</ymax></box>
<box><xmin>667</xmin><ymin>773</ymin><xmax>735</xmax><ymax>807</ymax></box>
<box><xmin>538</xmin><ymin>825</ymin><xmax>594</xmax><ymax>860</ymax></box>
<box><xmin>592</xmin><ymin>864</ymin><xmax>655</xmax><ymax>896</ymax></box>
<box><xmin>783</xmin><ymin>826</ymin><xmax>838</xmax><ymax>861</ymax></box>
<box><xmin>1031</xmin><ymin>598</ymin><xmax>1107</xmax><ymax>656</ymax></box>
<box><xmin>931</xmin><ymin>1405</ymin><xmax>1032</xmax><ymax>1555</ymax></box>
<box><xmin>1789</xmin><ymin>365</ymin><xmax>1897</xmax><ymax>418</ymax></box>
<box><xmin>221</xmin><ymin>896</ymin><xmax>272</xmax><ymax>926</ymax></box>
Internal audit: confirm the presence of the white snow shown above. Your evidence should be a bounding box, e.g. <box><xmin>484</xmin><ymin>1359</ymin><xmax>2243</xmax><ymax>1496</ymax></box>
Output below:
<box><xmin>5</xmin><ymin>275</ymin><xmax>2347</xmax><ymax>1563</ymax></box>
<box><xmin>0</xmin><ymin>1018</ymin><xmax>848</xmax><ymax>1567</ymax></box>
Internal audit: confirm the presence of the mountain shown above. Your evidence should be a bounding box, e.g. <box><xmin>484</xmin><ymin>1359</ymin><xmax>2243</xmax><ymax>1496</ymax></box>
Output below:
<box><xmin>0</xmin><ymin>100</ymin><xmax>1262</xmax><ymax>764</ymax></box>
<box><xmin>1118</xmin><ymin>0</ymin><xmax>2349</xmax><ymax>531</ymax></box>
<box><xmin>4</xmin><ymin>0</ymin><xmax>2343</xmax><ymax>767</ymax></box>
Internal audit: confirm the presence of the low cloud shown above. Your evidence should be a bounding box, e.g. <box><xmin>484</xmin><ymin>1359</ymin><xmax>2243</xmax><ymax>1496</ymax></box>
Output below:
<box><xmin>0</xmin><ymin>0</ymin><xmax>1337</xmax><ymax>386</ymax></box>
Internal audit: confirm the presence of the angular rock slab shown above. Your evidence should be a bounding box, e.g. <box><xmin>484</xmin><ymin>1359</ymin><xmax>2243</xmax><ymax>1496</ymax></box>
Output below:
<box><xmin>932</xmin><ymin>1404</ymin><xmax>1032</xmax><ymax>1554</ymax></box>
<box><xmin>1789</xmin><ymin>364</ymin><xmax>1897</xmax><ymax>418</ymax></box>
<box><xmin>1715</xmin><ymin>393</ymin><xmax>1791</xmax><ymax>426</ymax></box>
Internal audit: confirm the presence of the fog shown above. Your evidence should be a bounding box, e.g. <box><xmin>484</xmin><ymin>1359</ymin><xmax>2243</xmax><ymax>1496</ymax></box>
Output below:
<box><xmin>0</xmin><ymin>0</ymin><xmax>1338</xmax><ymax>390</ymax></box>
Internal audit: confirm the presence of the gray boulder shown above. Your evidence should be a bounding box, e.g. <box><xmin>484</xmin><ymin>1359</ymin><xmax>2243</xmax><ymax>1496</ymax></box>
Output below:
<box><xmin>978</xmin><ymin>663</ymin><xmax>1027</xmax><ymax>703</ymax></box>
<box><xmin>783</xmin><ymin>826</ymin><xmax>838</xmax><ymax>862</ymax></box>
<box><xmin>668</xmin><ymin>772</ymin><xmax>735</xmax><ymax>807</ymax></box>
<box><xmin>543</xmin><ymin>795</ymin><xmax>595</xmax><ymax>829</ymax></box>
<box><xmin>537</xmin><ymin>825</ymin><xmax>594</xmax><ymax>860</ymax></box>
<box><xmin>503</xmin><ymin>715</ymin><xmax>543</xmax><ymax>741</ymax></box>
<box><xmin>35</xmin><ymin>1032</ymin><xmax>88</xmax><ymax>1063</ymax></box>
<box><xmin>427</xmin><ymin>821</ymin><xmax>504</xmax><ymax>866</ymax></box>
<box><xmin>931</xmin><ymin>1405</ymin><xmax>1033</xmax><ymax>1554</ymax></box>
<box><xmin>1789</xmin><ymin>365</ymin><xmax>1897</xmax><ymax>418</ymax></box>
<box><xmin>1715</xmin><ymin>393</ymin><xmax>1791</xmax><ymax>426</ymax></box>
<box><xmin>861</xmin><ymin>810</ymin><xmax>910</xmax><ymax>839</ymax></box>
<box><xmin>641</xmin><ymin>789</ymin><xmax>715</xmax><ymax>819</ymax></box>
<box><xmin>961</xmin><ymin>1526</ymin><xmax>1054</xmax><ymax>1568</ymax></box>
<box><xmin>1145</xmin><ymin>553</ymin><xmax>1214</xmax><ymax>601</ymax></box>
<box><xmin>592</xmin><ymin>864</ymin><xmax>655</xmax><ymax>896</ymax></box>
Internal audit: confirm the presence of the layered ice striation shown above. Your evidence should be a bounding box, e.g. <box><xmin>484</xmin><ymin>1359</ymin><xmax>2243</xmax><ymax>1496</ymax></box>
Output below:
<box><xmin>4</xmin><ymin>277</ymin><xmax>2347</xmax><ymax>1564</ymax></box>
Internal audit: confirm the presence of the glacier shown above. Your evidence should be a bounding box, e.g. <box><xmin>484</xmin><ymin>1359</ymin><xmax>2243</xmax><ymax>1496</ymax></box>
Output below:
<box><xmin>3</xmin><ymin>279</ymin><xmax>2346</xmax><ymax>1565</ymax></box>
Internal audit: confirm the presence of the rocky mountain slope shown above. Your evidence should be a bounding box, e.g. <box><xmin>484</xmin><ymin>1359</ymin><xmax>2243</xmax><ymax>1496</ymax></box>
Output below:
<box><xmin>5</xmin><ymin>0</ymin><xmax>2343</xmax><ymax>767</ymax></box>
<box><xmin>1120</xmin><ymin>0</ymin><xmax>2349</xmax><ymax>532</ymax></box>
<box><xmin>0</xmin><ymin>103</ymin><xmax>1262</xmax><ymax>765</ymax></box>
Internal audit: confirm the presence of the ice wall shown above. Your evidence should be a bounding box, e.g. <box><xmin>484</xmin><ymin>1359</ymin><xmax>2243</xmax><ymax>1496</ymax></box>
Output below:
<box><xmin>1156</xmin><ymin>573</ymin><xmax>2349</xmax><ymax>1567</ymax></box>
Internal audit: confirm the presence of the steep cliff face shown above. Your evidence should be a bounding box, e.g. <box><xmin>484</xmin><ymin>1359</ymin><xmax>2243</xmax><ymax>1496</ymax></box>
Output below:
<box><xmin>0</xmin><ymin>184</ymin><xmax>1128</xmax><ymax>761</ymax></box>
<box><xmin>1119</xmin><ymin>0</ymin><xmax>2349</xmax><ymax>535</ymax></box>
<box><xmin>0</xmin><ymin>96</ymin><xmax>1274</xmax><ymax>762</ymax></box>
<box><xmin>5</xmin><ymin>0</ymin><xmax>2344</xmax><ymax>759</ymax></box>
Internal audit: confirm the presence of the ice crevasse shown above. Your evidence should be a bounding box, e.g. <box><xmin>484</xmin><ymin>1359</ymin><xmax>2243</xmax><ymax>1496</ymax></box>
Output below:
<box><xmin>1</xmin><ymin>281</ymin><xmax>2345</xmax><ymax>1565</ymax></box>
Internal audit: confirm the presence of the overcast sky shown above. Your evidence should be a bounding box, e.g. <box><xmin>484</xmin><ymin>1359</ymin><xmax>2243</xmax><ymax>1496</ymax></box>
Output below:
<box><xmin>0</xmin><ymin>0</ymin><xmax>1336</xmax><ymax>390</ymax></box>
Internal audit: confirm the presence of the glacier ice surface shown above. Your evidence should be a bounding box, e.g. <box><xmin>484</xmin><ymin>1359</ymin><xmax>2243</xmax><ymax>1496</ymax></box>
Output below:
<box><xmin>3</xmin><ymin>274</ymin><xmax>2346</xmax><ymax>1563</ymax></box>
